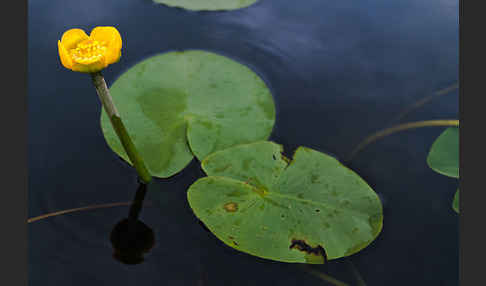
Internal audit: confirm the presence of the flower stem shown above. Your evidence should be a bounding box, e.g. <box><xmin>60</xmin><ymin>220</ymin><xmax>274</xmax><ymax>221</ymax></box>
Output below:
<box><xmin>90</xmin><ymin>71</ymin><xmax>152</xmax><ymax>184</ymax></box>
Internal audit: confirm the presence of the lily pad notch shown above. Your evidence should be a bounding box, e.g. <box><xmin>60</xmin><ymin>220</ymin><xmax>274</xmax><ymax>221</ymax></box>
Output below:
<box><xmin>100</xmin><ymin>50</ymin><xmax>276</xmax><ymax>178</ymax></box>
<box><xmin>187</xmin><ymin>141</ymin><xmax>384</xmax><ymax>264</ymax></box>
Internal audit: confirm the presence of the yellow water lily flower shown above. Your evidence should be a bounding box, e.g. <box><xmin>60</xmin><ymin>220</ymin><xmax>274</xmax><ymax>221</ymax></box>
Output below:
<box><xmin>58</xmin><ymin>26</ymin><xmax>122</xmax><ymax>73</ymax></box>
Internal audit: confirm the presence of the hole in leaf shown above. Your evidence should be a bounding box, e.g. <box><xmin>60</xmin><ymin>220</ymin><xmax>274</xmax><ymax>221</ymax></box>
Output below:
<box><xmin>289</xmin><ymin>239</ymin><xmax>327</xmax><ymax>262</ymax></box>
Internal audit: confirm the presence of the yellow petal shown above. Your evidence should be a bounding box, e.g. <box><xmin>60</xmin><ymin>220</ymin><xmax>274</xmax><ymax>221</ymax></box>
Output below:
<box><xmin>60</xmin><ymin>28</ymin><xmax>89</xmax><ymax>50</ymax></box>
<box><xmin>90</xmin><ymin>26</ymin><xmax>122</xmax><ymax>64</ymax></box>
<box><xmin>57</xmin><ymin>40</ymin><xmax>73</xmax><ymax>70</ymax></box>
<box><xmin>71</xmin><ymin>56</ymin><xmax>107</xmax><ymax>73</ymax></box>
<box><xmin>105</xmin><ymin>49</ymin><xmax>122</xmax><ymax>65</ymax></box>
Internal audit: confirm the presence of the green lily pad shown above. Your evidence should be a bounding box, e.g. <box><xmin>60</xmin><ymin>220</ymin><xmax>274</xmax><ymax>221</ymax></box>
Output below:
<box><xmin>100</xmin><ymin>50</ymin><xmax>275</xmax><ymax>178</ymax></box>
<box><xmin>187</xmin><ymin>141</ymin><xmax>383</xmax><ymax>263</ymax></box>
<box><xmin>153</xmin><ymin>0</ymin><xmax>259</xmax><ymax>11</ymax></box>
<box><xmin>452</xmin><ymin>189</ymin><xmax>459</xmax><ymax>213</ymax></box>
<box><xmin>427</xmin><ymin>127</ymin><xmax>459</xmax><ymax>178</ymax></box>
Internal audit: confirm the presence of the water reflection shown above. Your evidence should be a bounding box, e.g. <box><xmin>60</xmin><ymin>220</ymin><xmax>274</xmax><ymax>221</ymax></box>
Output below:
<box><xmin>110</xmin><ymin>182</ymin><xmax>155</xmax><ymax>264</ymax></box>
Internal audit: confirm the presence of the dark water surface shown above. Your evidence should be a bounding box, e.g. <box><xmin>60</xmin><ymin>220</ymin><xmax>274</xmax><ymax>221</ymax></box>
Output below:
<box><xmin>28</xmin><ymin>0</ymin><xmax>459</xmax><ymax>285</ymax></box>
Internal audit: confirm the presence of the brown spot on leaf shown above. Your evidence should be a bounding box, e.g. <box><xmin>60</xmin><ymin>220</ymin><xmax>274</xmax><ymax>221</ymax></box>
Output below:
<box><xmin>223</xmin><ymin>202</ymin><xmax>238</xmax><ymax>212</ymax></box>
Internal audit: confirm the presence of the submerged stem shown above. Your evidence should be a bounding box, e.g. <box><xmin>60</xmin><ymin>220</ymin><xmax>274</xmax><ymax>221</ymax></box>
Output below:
<box><xmin>27</xmin><ymin>202</ymin><xmax>132</xmax><ymax>223</ymax></box>
<box><xmin>348</xmin><ymin>261</ymin><xmax>367</xmax><ymax>286</ymax></box>
<box><xmin>90</xmin><ymin>71</ymin><xmax>152</xmax><ymax>184</ymax></box>
<box><xmin>346</xmin><ymin>119</ymin><xmax>459</xmax><ymax>161</ymax></box>
<box><xmin>300</xmin><ymin>265</ymin><xmax>349</xmax><ymax>286</ymax></box>
<box><xmin>128</xmin><ymin>183</ymin><xmax>149</xmax><ymax>220</ymax></box>
<box><xmin>390</xmin><ymin>83</ymin><xmax>458</xmax><ymax>123</ymax></box>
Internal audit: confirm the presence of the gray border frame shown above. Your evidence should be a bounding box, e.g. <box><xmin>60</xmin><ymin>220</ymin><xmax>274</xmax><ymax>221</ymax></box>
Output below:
<box><xmin>2</xmin><ymin>0</ymin><xmax>27</xmax><ymax>285</ymax></box>
<box><xmin>460</xmin><ymin>0</ymin><xmax>482</xmax><ymax>285</ymax></box>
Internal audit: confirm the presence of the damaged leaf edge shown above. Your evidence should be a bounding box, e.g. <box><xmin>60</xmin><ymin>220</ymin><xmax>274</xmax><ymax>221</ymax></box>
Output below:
<box><xmin>192</xmin><ymin>141</ymin><xmax>384</xmax><ymax>262</ymax></box>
